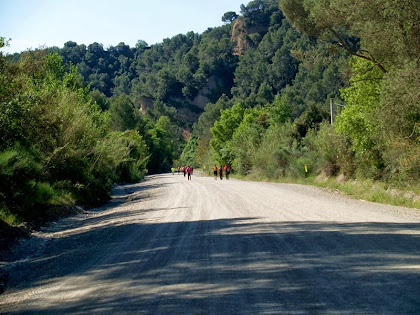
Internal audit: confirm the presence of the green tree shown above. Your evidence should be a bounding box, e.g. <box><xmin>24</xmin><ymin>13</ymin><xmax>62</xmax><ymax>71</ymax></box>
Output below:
<box><xmin>136</xmin><ymin>40</ymin><xmax>148</xmax><ymax>49</ymax></box>
<box><xmin>178</xmin><ymin>135</ymin><xmax>199</xmax><ymax>167</ymax></box>
<box><xmin>90</xmin><ymin>89</ymin><xmax>109</xmax><ymax>111</ymax></box>
<box><xmin>112</xmin><ymin>74</ymin><xmax>132</xmax><ymax>97</ymax></box>
<box><xmin>210</xmin><ymin>103</ymin><xmax>245</xmax><ymax>163</ymax></box>
<box><xmin>268</xmin><ymin>94</ymin><xmax>291</xmax><ymax>125</ymax></box>
<box><xmin>111</xmin><ymin>130</ymin><xmax>149</xmax><ymax>182</ymax></box>
<box><xmin>280</xmin><ymin>0</ymin><xmax>420</xmax><ymax>74</ymax></box>
<box><xmin>251</xmin><ymin>122</ymin><xmax>296</xmax><ymax>178</ymax></box>
<box><xmin>230</xmin><ymin>107</ymin><xmax>269</xmax><ymax>174</ymax></box>
<box><xmin>294</xmin><ymin>103</ymin><xmax>329</xmax><ymax>141</ymax></box>
<box><xmin>232</xmin><ymin>16</ymin><xmax>299</xmax><ymax>104</ymax></box>
<box><xmin>378</xmin><ymin>60</ymin><xmax>420</xmax><ymax>183</ymax></box>
<box><xmin>193</xmin><ymin>94</ymin><xmax>232</xmax><ymax>141</ymax></box>
<box><xmin>222</xmin><ymin>11</ymin><xmax>239</xmax><ymax>23</ymax></box>
<box><xmin>335</xmin><ymin>57</ymin><xmax>383</xmax><ymax>154</ymax></box>
<box><xmin>147</xmin><ymin>116</ymin><xmax>175</xmax><ymax>173</ymax></box>
<box><xmin>109</xmin><ymin>94</ymin><xmax>142</xmax><ymax>131</ymax></box>
<box><xmin>334</xmin><ymin>57</ymin><xmax>385</xmax><ymax>177</ymax></box>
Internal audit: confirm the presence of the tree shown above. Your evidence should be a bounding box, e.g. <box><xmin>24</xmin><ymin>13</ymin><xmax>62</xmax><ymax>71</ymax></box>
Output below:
<box><xmin>90</xmin><ymin>89</ymin><xmax>109</xmax><ymax>111</ymax></box>
<box><xmin>294</xmin><ymin>103</ymin><xmax>329</xmax><ymax>141</ymax></box>
<box><xmin>210</xmin><ymin>103</ymin><xmax>245</xmax><ymax>163</ymax></box>
<box><xmin>109</xmin><ymin>94</ymin><xmax>142</xmax><ymax>131</ymax></box>
<box><xmin>222</xmin><ymin>11</ymin><xmax>239</xmax><ymax>23</ymax></box>
<box><xmin>147</xmin><ymin>116</ymin><xmax>175</xmax><ymax>173</ymax></box>
<box><xmin>334</xmin><ymin>57</ymin><xmax>385</xmax><ymax>177</ymax></box>
<box><xmin>335</xmin><ymin>57</ymin><xmax>383</xmax><ymax>154</ymax></box>
<box><xmin>135</xmin><ymin>40</ymin><xmax>148</xmax><ymax>49</ymax></box>
<box><xmin>232</xmin><ymin>17</ymin><xmax>299</xmax><ymax>103</ymax></box>
<box><xmin>0</xmin><ymin>37</ymin><xmax>10</xmax><ymax>49</ymax></box>
<box><xmin>193</xmin><ymin>94</ymin><xmax>232</xmax><ymax>141</ymax></box>
<box><xmin>178</xmin><ymin>135</ymin><xmax>199</xmax><ymax>167</ymax></box>
<box><xmin>112</xmin><ymin>74</ymin><xmax>132</xmax><ymax>96</ymax></box>
<box><xmin>230</xmin><ymin>107</ymin><xmax>269</xmax><ymax>174</ymax></box>
<box><xmin>268</xmin><ymin>94</ymin><xmax>291</xmax><ymax>125</ymax></box>
<box><xmin>280</xmin><ymin>0</ymin><xmax>420</xmax><ymax>74</ymax></box>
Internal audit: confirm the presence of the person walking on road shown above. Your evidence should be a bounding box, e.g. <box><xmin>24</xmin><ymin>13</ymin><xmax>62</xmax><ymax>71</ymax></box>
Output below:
<box><xmin>187</xmin><ymin>166</ymin><xmax>192</xmax><ymax>180</ymax></box>
<box><xmin>224</xmin><ymin>164</ymin><xmax>230</xmax><ymax>180</ymax></box>
<box><xmin>219</xmin><ymin>165</ymin><xmax>223</xmax><ymax>180</ymax></box>
<box><xmin>212</xmin><ymin>164</ymin><xmax>218</xmax><ymax>180</ymax></box>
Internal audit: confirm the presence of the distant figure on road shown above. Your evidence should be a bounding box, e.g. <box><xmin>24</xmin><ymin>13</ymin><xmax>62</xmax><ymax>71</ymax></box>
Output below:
<box><xmin>224</xmin><ymin>164</ymin><xmax>230</xmax><ymax>180</ymax></box>
<box><xmin>183</xmin><ymin>167</ymin><xmax>186</xmax><ymax>177</ymax></box>
<box><xmin>212</xmin><ymin>165</ymin><xmax>218</xmax><ymax>180</ymax></box>
<box><xmin>171</xmin><ymin>167</ymin><xmax>175</xmax><ymax>175</ymax></box>
<box><xmin>187</xmin><ymin>166</ymin><xmax>192</xmax><ymax>180</ymax></box>
<box><xmin>219</xmin><ymin>165</ymin><xmax>223</xmax><ymax>180</ymax></box>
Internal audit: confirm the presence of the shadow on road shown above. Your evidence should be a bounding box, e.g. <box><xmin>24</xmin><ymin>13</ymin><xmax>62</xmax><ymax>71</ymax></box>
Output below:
<box><xmin>4</xmin><ymin>218</ymin><xmax>420</xmax><ymax>314</ymax></box>
<box><xmin>2</xmin><ymin>177</ymin><xmax>420</xmax><ymax>314</ymax></box>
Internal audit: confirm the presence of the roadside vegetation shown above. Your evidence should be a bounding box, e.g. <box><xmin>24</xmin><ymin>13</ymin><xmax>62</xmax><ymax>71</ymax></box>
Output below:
<box><xmin>231</xmin><ymin>172</ymin><xmax>420</xmax><ymax>209</ymax></box>
<box><xmin>1</xmin><ymin>0</ymin><xmax>419</xmax><ymax>233</ymax></box>
<box><xmin>0</xmin><ymin>49</ymin><xmax>150</xmax><ymax>226</ymax></box>
<box><xmin>183</xmin><ymin>0</ymin><xmax>420</xmax><ymax>209</ymax></box>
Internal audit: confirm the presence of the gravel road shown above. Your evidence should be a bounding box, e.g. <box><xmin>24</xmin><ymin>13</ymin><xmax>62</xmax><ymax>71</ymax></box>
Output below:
<box><xmin>1</xmin><ymin>173</ymin><xmax>419</xmax><ymax>314</ymax></box>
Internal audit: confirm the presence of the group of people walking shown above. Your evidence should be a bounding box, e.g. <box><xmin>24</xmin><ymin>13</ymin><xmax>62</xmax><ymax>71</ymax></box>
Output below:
<box><xmin>171</xmin><ymin>164</ymin><xmax>231</xmax><ymax>181</ymax></box>
<box><xmin>212</xmin><ymin>164</ymin><xmax>230</xmax><ymax>180</ymax></box>
<box><xmin>171</xmin><ymin>166</ymin><xmax>193</xmax><ymax>180</ymax></box>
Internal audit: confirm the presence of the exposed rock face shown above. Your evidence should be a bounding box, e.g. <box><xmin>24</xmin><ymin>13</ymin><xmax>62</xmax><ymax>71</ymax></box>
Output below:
<box><xmin>139</xmin><ymin>96</ymin><xmax>154</xmax><ymax>114</ymax></box>
<box><xmin>140</xmin><ymin>76</ymin><xmax>222</xmax><ymax>124</ymax></box>
<box><xmin>192</xmin><ymin>76</ymin><xmax>217</xmax><ymax>109</ymax></box>
<box><xmin>231</xmin><ymin>18</ymin><xmax>250</xmax><ymax>56</ymax></box>
<box><xmin>182</xmin><ymin>127</ymin><xmax>191</xmax><ymax>141</ymax></box>
<box><xmin>231</xmin><ymin>17</ymin><xmax>269</xmax><ymax>56</ymax></box>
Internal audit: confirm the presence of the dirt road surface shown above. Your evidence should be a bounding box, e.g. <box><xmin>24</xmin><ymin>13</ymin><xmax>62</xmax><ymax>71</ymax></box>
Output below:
<box><xmin>1</xmin><ymin>173</ymin><xmax>419</xmax><ymax>314</ymax></box>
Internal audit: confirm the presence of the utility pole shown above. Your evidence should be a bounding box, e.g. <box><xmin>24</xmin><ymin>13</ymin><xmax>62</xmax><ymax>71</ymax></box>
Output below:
<box><xmin>330</xmin><ymin>98</ymin><xmax>335</xmax><ymax>125</ymax></box>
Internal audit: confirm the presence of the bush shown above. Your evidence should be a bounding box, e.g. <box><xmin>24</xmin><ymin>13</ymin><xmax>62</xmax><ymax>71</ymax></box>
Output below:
<box><xmin>305</xmin><ymin>123</ymin><xmax>355</xmax><ymax>177</ymax></box>
<box><xmin>0</xmin><ymin>146</ymin><xmax>73</xmax><ymax>222</ymax></box>
<box><xmin>0</xmin><ymin>51</ymin><xmax>150</xmax><ymax>223</ymax></box>
<box><xmin>250</xmin><ymin>122</ymin><xmax>295</xmax><ymax>178</ymax></box>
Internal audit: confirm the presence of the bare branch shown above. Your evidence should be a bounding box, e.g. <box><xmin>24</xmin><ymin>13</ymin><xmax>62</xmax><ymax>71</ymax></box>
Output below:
<box><xmin>328</xmin><ymin>28</ymin><xmax>387</xmax><ymax>73</ymax></box>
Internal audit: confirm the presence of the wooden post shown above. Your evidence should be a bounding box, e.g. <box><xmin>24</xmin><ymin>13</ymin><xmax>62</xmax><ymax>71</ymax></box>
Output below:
<box><xmin>330</xmin><ymin>98</ymin><xmax>334</xmax><ymax>125</ymax></box>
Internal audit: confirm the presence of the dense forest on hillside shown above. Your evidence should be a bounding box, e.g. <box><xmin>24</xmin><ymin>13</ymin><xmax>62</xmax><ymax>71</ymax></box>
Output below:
<box><xmin>1</xmin><ymin>0</ymin><xmax>419</xmax><ymax>224</ymax></box>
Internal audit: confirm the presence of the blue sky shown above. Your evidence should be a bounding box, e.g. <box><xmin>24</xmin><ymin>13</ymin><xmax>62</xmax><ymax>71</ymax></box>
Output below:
<box><xmin>1</xmin><ymin>0</ymin><xmax>247</xmax><ymax>54</ymax></box>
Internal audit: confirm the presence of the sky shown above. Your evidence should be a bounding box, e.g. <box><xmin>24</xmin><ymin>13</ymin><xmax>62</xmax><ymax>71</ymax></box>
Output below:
<box><xmin>1</xmin><ymin>0</ymin><xmax>247</xmax><ymax>54</ymax></box>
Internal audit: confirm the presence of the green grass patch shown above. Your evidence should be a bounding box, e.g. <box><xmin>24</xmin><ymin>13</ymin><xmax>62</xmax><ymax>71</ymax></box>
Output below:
<box><xmin>298</xmin><ymin>176</ymin><xmax>420</xmax><ymax>209</ymax></box>
<box><xmin>228</xmin><ymin>172</ymin><xmax>420</xmax><ymax>209</ymax></box>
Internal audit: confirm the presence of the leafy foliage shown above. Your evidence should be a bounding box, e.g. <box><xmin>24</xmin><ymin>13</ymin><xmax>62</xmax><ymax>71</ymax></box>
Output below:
<box><xmin>210</xmin><ymin>103</ymin><xmax>245</xmax><ymax>164</ymax></box>
<box><xmin>275</xmin><ymin>0</ymin><xmax>419</xmax><ymax>184</ymax></box>
<box><xmin>0</xmin><ymin>51</ymin><xmax>149</xmax><ymax>223</ymax></box>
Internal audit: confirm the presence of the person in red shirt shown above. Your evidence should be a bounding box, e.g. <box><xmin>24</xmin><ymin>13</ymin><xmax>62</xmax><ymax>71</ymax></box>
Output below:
<box><xmin>187</xmin><ymin>166</ymin><xmax>192</xmax><ymax>180</ymax></box>
<box><xmin>224</xmin><ymin>164</ymin><xmax>230</xmax><ymax>180</ymax></box>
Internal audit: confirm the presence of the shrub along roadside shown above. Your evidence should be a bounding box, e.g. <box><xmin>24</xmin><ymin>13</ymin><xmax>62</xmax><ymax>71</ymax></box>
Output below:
<box><xmin>0</xmin><ymin>51</ymin><xmax>149</xmax><ymax>228</ymax></box>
